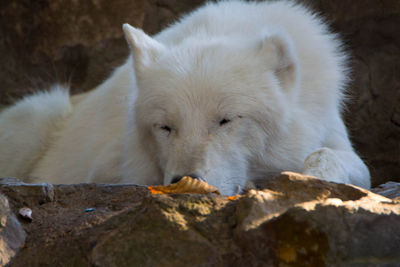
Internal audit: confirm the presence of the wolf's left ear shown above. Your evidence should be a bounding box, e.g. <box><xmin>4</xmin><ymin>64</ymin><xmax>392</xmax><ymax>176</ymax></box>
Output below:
<box><xmin>259</xmin><ymin>32</ymin><xmax>299</xmax><ymax>95</ymax></box>
<box><xmin>123</xmin><ymin>24</ymin><xmax>165</xmax><ymax>75</ymax></box>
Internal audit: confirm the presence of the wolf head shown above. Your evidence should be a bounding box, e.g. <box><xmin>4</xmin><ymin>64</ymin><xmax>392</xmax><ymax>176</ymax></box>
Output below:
<box><xmin>123</xmin><ymin>24</ymin><xmax>299</xmax><ymax>195</ymax></box>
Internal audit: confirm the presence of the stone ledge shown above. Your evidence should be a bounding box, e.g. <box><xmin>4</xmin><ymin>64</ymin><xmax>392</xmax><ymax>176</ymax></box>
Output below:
<box><xmin>0</xmin><ymin>172</ymin><xmax>399</xmax><ymax>266</ymax></box>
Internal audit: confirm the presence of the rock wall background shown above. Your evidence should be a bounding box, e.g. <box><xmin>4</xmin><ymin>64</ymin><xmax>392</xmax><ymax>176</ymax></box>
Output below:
<box><xmin>0</xmin><ymin>0</ymin><xmax>399</xmax><ymax>186</ymax></box>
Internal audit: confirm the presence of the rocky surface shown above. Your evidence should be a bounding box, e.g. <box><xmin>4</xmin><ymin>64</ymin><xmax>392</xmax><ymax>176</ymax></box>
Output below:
<box><xmin>372</xmin><ymin>181</ymin><xmax>400</xmax><ymax>201</ymax></box>
<box><xmin>0</xmin><ymin>0</ymin><xmax>399</xmax><ymax>185</ymax></box>
<box><xmin>0</xmin><ymin>172</ymin><xmax>399</xmax><ymax>266</ymax></box>
<box><xmin>0</xmin><ymin>0</ymin><xmax>145</xmax><ymax>103</ymax></box>
<box><xmin>0</xmin><ymin>193</ymin><xmax>26</xmax><ymax>266</ymax></box>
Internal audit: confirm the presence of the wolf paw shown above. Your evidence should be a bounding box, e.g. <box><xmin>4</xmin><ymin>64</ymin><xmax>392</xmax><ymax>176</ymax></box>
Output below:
<box><xmin>302</xmin><ymin>147</ymin><xmax>349</xmax><ymax>184</ymax></box>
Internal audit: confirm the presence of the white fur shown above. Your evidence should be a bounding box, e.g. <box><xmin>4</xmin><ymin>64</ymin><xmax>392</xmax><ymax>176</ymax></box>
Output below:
<box><xmin>0</xmin><ymin>0</ymin><xmax>370</xmax><ymax>195</ymax></box>
<box><xmin>0</xmin><ymin>86</ymin><xmax>71</xmax><ymax>178</ymax></box>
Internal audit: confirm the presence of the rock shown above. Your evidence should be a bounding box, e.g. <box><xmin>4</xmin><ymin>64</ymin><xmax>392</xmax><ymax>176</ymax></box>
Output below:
<box><xmin>372</xmin><ymin>182</ymin><xmax>400</xmax><ymax>200</ymax></box>
<box><xmin>334</xmin><ymin>2</ymin><xmax>400</xmax><ymax>186</ymax></box>
<box><xmin>18</xmin><ymin>207</ymin><xmax>33</xmax><ymax>222</ymax></box>
<box><xmin>0</xmin><ymin>172</ymin><xmax>399</xmax><ymax>266</ymax></box>
<box><xmin>0</xmin><ymin>180</ymin><xmax>55</xmax><ymax>207</ymax></box>
<box><xmin>0</xmin><ymin>0</ymin><xmax>146</xmax><ymax>106</ymax></box>
<box><xmin>0</xmin><ymin>193</ymin><xmax>26</xmax><ymax>267</ymax></box>
<box><xmin>142</xmin><ymin>0</ymin><xmax>206</xmax><ymax>35</ymax></box>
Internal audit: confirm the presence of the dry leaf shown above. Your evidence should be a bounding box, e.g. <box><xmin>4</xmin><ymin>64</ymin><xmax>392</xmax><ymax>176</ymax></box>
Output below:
<box><xmin>227</xmin><ymin>195</ymin><xmax>240</xmax><ymax>201</ymax></box>
<box><xmin>148</xmin><ymin>176</ymin><xmax>220</xmax><ymax>195</ymax></box>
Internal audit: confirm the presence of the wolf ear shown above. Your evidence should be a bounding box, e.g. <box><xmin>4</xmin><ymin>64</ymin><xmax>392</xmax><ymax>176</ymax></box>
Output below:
<box><xmin>122</xmin><ymin>24</ymin><xmax>165</xmax><ymax>75</ymax></box>
<box><xmin>259</xmin><ymin>32</ymin><xmax>299</xmax><ymax>94</ymax></box>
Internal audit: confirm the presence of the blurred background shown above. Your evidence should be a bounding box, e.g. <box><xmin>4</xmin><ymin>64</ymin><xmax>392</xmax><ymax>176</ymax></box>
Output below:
<box><xmin>0</xmin><ymin>0</ymin><xmax>399</xmax><ymax>186</ymax></box>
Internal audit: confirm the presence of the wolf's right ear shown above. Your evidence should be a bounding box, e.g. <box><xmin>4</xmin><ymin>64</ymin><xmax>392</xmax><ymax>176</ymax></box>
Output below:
<box><xmin>259</xmin><ymin>32</ymin><xmax>299</xmax><ymax>97</ymax></box>
<box><xmin>123</xmin><ymin>24</ymin><xmax>165</xmax><ymax>74</ymax></box>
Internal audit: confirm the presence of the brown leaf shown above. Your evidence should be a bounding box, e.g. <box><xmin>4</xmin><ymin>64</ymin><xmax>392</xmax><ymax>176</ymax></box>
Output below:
<box><xmin>148</xmin><ymin>176</ymin><xmax>220</xmax><ymax>195</ymax></box>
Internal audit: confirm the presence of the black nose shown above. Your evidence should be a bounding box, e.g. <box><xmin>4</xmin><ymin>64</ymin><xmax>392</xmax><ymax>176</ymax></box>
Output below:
<box><xmin>171</xmin><ymin>174</ymin><xmax>202</xmax><ymax>184</ymax></box>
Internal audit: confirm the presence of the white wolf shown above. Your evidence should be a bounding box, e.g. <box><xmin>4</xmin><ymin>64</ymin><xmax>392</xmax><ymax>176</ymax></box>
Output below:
<box><xmin>0</xmin><ymin>0</ymin><xmax>370</xmax><ymax>195</ymax></box>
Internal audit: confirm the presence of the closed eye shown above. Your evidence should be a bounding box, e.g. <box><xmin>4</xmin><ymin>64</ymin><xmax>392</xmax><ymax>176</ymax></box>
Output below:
<box><xmin>160</xmin><ymin>125</ymin><xmax>171</xmax><ymax>132</ymax></box>
<box><xmin>219</xmin><ymin>118</ymin><xmax>231</xmax><ymax>126</ymax></box>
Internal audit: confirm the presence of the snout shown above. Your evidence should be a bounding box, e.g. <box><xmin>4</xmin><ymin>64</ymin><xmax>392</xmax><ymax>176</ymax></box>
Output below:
<box><xmin>170</xmin><ymin>173</ymin><xmax>204</xmax><ymax>184</ymax></box>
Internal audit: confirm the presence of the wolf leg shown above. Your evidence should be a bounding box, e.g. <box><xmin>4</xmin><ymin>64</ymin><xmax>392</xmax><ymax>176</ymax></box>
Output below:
<box><xmin>302</xmin><ymin>118</ymin><xmax>370</xmax><ymax>189</ymax></box>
